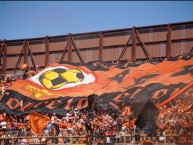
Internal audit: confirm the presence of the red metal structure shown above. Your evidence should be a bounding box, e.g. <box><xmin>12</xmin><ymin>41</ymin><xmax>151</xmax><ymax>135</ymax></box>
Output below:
<box><xmin>0</xmin><ymin>21</ymin><xmax>193</xmax><ymax>75</ymax></box>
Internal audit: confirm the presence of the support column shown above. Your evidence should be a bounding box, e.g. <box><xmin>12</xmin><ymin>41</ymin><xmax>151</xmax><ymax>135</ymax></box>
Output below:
<box><xmin>27</xmin><ymin>41</ymin><xmax>36</xmax><ymax>68</ymax></box>
<box><xmin>71</xmin><ymin>36</ymin><xmax>85</xmax><ymax>63</ymax></box>
<box><xmin>99</xmin><ymin>32</ymin><xmax>103</xmax><ymax>61</ymax></box>
<box><xmin>132</xmin><ymin>27</ymin><xmax>137</xmax><ymax>62</ymax></box>
<box><xmin>189</xmin><ymin>47</ymin><xmax>193</xmax><ymax>54</ymax></box>
<box><xmin>117</xmin><ymin>35</ymin><xmax>132</xmax><ymax>61</ymax></box>
<box><xmin>45</xmin><ymin>36</ymin><xmax>50</xmax><ymax>66</ymax></box>
<box><xmin>136</xmin><ymin>29</ymin><xmax>152</xmax><ymax>61</ymax></box>
<box><xmin>23</xmin><ymin>40</ymin><xmax>28</xmax><ymax>65</ymax></box>
<box><xmin>2</xmin><ymin>40</ymin><xmax>7</xmax><ymax>74</ymax></box>
<box><xmin>166</xmin><ymin>25</ymin><xmax>172</xmax><ymax>58</ymax></box>
<box><xmin>68</xmin><ymin>34</ymin><xmax>72</xmax><ymax>62</ymax></box>
<box><xmin>59</xmin><ymin>39</ymin><xmax>68</xmax><ymax>63</ymax></box>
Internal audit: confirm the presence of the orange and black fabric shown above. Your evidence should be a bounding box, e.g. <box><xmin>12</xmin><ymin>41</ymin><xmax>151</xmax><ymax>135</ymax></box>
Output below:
<box><xmin>28</xmin><ymin>111</ymin><xmax>51</xmax><ymax>135</ymax></box>
<box><xmin>0</xmin><ymin>54</ymin><xmax>192</xmax><ymax>116</ymax></box>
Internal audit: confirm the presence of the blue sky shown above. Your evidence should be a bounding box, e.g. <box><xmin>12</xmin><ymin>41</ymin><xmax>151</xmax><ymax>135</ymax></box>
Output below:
<box><xmin>0</xmin><ymin>1</ymin><xmax>193</xmax><ymax>40</ymax></box>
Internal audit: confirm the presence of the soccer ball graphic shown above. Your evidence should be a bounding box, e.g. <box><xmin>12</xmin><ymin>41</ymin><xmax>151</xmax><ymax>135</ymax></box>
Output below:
<box><xmin>39</xmin><ymin>68</ymin><xmax>84</xmax><ymax>89</ymax></box>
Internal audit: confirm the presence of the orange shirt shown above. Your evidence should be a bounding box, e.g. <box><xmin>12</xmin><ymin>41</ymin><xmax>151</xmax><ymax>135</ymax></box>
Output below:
<box><xmin>0</xmin><ymin>114</ymin><xmax>4</xmax><ymax>122</ymax></box>
<box><xmin>105</xmin><ymin>131</ymin><xmax>112</xmax><ymax>136</ymax></box>
<box><xmin>122</xmin><ymin>121</ymin><xmax>129</xmax><ymax>127</ymax></box>
<box><xmin>183</xmin><ymin>121</ymin><xmax>189</xmax><ymax>128</ymax></box>
<box><xmin>59</xmin><ymin>121</ymin><xmax>67</xmax><ymax>129</ymax></box>
<box><xmin>6</xmin><ymin>122</ymin><xmax>11</xmax><ymax>130</ymax></box>
<box><xmin>17</xmin><ymin>122</ymin><xmax>26</xmax><ymax>129</ymax></box>
<box><xmin>77</xmin><ymin>122</ymin><xmax>82</xmax><ymax>129</ymax></box>
<box><xmin>67</xmin><ymin>122</ymin><xmax>72</xmax><ymax>128</ymax></box>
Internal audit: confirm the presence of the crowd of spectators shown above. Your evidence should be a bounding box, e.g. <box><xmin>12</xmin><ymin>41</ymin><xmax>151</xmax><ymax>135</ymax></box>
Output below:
<box><xmin>156</xmin><ymin>98</ymin><xmax>193</xmax><ymax>144</ymax></box>
<box><xmin>0</xmin><ymin>64</ymin><xmax>41</xmax><ymax>95</ymax></box>
<box><xmin>0</xmin><ymin>95</ymin><xmax>192</xmax><ymax>144</ymax></box>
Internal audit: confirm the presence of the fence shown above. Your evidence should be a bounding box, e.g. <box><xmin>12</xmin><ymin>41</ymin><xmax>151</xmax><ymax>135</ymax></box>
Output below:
<box><xmin>0</xmin><ymin>134</ymin><xmax>192</xmax><ymax>145</ymax></box>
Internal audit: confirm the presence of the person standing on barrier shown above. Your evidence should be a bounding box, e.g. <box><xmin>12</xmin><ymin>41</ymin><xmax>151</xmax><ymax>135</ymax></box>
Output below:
<box><xmin>134</xmin><ymin>127</ymin><xmax>141</xmax><ymax>145</ymax></box>
<box><xmin>22</xmin><ymin>66</ymin><xmax>29</xmax><ymax>80</ymax></box>
<box><xmin>116</xmin><ymin>116</ymin><xmax>123</xmax><ymax>133</ymax></box>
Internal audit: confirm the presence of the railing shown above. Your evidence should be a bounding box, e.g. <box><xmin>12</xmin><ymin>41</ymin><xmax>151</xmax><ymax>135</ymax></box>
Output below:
<box><xmin>0</xmin><ymin>134</ymin><xmax>192</xmax><ymax>145</ymax></box>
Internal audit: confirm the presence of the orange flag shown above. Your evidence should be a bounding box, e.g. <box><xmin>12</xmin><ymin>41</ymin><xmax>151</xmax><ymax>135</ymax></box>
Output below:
<box><xmin>28</xmin><ymin>111</ymin><xmax>51</xmax><ymax>136</ymax></box>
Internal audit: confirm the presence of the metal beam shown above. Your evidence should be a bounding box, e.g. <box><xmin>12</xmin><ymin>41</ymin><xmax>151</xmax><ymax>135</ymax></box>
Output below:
<box><xmin>166</xmin><ymin>25</ymin><xmax>172</xmax><ymax>58</ymax></box>
<box><xmin>189</xmin><ymin>47</ymin><xmax>193</xmax><ymax>55</ymax></box>
<box><xmin>99</xmin><ymin>32</ymin><xmax>103</xmax><ymax>61</ymax></box>
<box><xmin>27</xmin><ymin>41</ymin><xmax>36</xmax><ymax>69</ymax></box>
<box><xmin>136</xmin><ymin>29</ymin><xmax>152</xmax><ymax>61</ymax></box>
<box><xmin>132</xmin><ymin>27</ymin><xmax>137</xmax><ymax>62</ymax></box>
<box><xmin>2</xmin><ymin>40</ymin><xmax>7</xmax><ymax>74</ymax></box>
<box><xmin>67</xmin><ymin>34</ymin><xmax>72</xmax><ymax>62</ymax></box>
<box><xmin>13</xmin><ymin>48</ymin><xmax>23</xmax><ymax>74</ymax></box>
<box><xmin>71</xmin><ymin>35</ymin><xmax>85</xmax><ymax>63</ymax></box>
<box><xmin>117</xmin><ymin>35</ymin><xmax>132</xmax><ymax>61</ymax></box>
<box><xmin>59</xmin><ymin>40</ymin><xmax>68</xmax><ymax>63</ymax></box>
<box><xmin>14</xmin><ymin>41</ymin><xmax>36</xmax><ymax>73</ymax></box>
<box><xmin>23</xmin><ymin>40</ymin><xmax>28</xmax><ymax>65</ymax></box>
<box><xmin>45</xmin><ymin>36</ymin><xmax>50</xmax><ymax>66</ymax></box>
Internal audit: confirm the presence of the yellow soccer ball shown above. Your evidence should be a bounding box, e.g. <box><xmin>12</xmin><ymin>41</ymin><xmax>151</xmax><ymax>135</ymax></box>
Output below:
<box><xmin>39</xmin><ymin>68</ymin><xmax>84</xmax><ymax>89</ymax></box>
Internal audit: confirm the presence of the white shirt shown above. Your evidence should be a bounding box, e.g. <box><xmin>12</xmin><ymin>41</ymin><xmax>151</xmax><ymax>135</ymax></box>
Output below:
<box><xmin>21</xmin><ymin>138</ymin><xmax>27</xmax><ymax>144</ymax></box>
<box><xmin>51</xmin><ymin>116</ymin><xmax>55</xmax><ymax>124</ymax></box>
<box><xmin>106</xmin><ymin>137</ymin><xmax>111</xmax><ymax>143</ymax></box>
<box><xmin>1</xmin><ymin>121</ymin><xmax>7</xmax><ymax>129</ymax></box>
